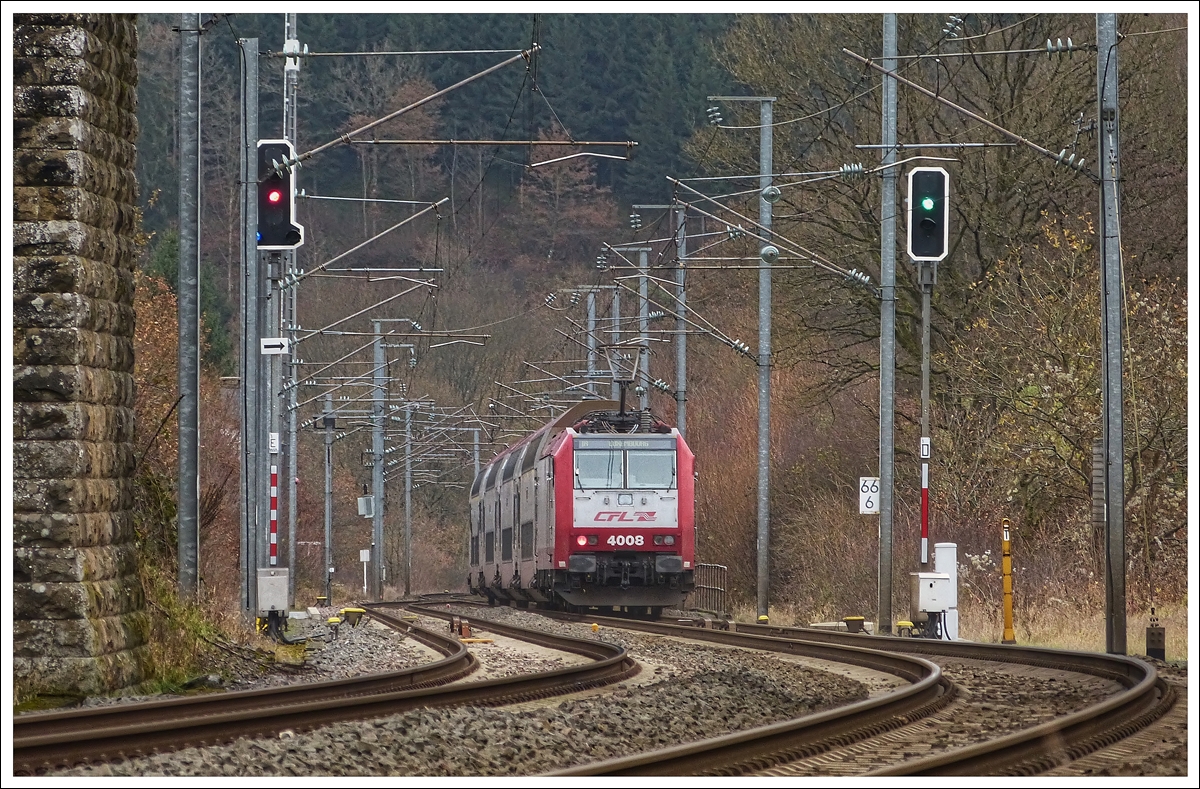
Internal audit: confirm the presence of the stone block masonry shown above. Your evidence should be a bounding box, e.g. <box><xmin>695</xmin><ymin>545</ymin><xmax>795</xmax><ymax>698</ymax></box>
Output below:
<box><xmin>13</xmin><ymin>13</ymin><xmax>150</xmax><ymax>696</ymax></box>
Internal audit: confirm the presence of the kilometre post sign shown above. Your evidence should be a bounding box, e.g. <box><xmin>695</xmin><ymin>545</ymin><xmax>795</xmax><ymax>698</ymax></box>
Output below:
<box><xmin>859</xmin><ymin>477</ymin><xmax>880</xmax><ymax>515</ymax></box>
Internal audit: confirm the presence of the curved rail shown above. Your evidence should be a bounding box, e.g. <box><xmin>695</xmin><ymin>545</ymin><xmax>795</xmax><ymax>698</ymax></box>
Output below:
<box><xmin>14</xmin><ymin>609</ymin><xmax>474</xmax><ymax>774</ymax></box>
<box><xmin>720</xmin><ymin>622</ymin><xmax>1170</xmax><ymax>775</ymax></box>
<box><xmin>15</xmin><ymin>603</ymin><xmax>641</xmax><ymax>776</ymax></box>
<box><xmin>432</xmin><ymin>610</ymin><xmax>948</xmax><ymax>777</ymax></box>
<box><xmin>554</xmin><ymin>613</ymin><xmax>1168</xmax><ymax>776</ymax></box>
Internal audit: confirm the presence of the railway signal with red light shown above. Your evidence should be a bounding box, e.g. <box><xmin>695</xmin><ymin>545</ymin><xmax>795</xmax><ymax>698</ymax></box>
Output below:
<box><xmin>907</xmin><ymin>167</ymin><xmax>949</xmax><ymax>262</ymax></box>
<box><xmin>257</xmin><ymin>139</ymin><xmax>305</xmax><ymax>249</ymax></box>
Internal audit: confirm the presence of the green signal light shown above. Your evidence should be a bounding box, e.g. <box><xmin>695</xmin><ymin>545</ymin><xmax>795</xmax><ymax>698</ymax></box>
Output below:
<box><xmin>921</xmin><ymin>196</ymin><xmax>936</xmax><ymax>211</ymax></box>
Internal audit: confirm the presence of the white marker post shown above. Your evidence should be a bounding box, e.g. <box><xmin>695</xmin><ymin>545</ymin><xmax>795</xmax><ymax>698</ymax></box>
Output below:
<box><xmin>360</xmin><ymin>549</ymin><xmax>370</xmax><ymax>596</ymax></box>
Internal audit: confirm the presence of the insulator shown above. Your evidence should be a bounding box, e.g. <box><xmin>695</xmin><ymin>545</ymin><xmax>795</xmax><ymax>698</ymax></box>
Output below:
<box><xmin>648</xmin><ymin>310</ymin><xmax>665</xmax><ymax>321</ymax></box>
<box><xmin>544</xmin><ymin>293</ymin><xmax>557</xmax><ymax>306</ymax></box>
<box><xmin>569</xmin><ymin>292</ymin><xmax>581</xmax><ymax>306</ymax></box>
<box><xmin>707</xmin><ymin>106</ymin><xmax>723</xmax><ymax>126</ymax></box>
<box><xmin>408</xmin><ymin>357</ymin><xmax>417</xmax><ymax>369</ymax></box>
<box><xmin>727</xmin><ymin>224</ymin><xmax>744</xmax><ymax>240</ymax></box>
<box><xmin>839</xmin><ymin>162</ymin><xmax>865</xmax><ymax>180</ymax></box>
<box><xmin>1047</xmin><ymin>37</ymin><xmax>1075</xmax><ymax>57</ymax></box>
<box><xmin>847</xmin><ymin>269</ymin><xmax>872</xmax><ymax>285</ymax></box>
<box><xmin>411</xmin><ymin>322</ymin><xmax>422</xmax><ymax>332</ymax></box>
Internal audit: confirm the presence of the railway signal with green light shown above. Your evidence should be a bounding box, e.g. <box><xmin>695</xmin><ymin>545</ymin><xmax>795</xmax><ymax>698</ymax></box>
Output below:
<box><xmin>907</xmin><ymin>167</ymin><xmax>949</xmax><ymax>262</ymax></box>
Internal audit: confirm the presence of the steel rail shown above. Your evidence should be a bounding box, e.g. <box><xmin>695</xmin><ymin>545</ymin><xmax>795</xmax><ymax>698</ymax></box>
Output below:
<box><xmin>753</xmin><ymin>628</ymin><xmax>1168</xmax><ymax>777</ymax></box>
<box><xmin>14</xmin><ymin>610</ymin><xmax>472</xmax><ymax>773</ymax></box>
<box><xmin>671</xmin><ymin>619</ymin><xmax>1169</xmax><ymax>776</ymax></box>
<box><xmin>518</xmin><ymin>609</ymin><xmax>1166</xmax><ymax>776</ymax></box>
<box><xmin>522</xmin><ymin>611</ymin><xmax>942</xmax><ymax>776</ymax></box>
<box><xmin>14</xmin><ymin>604</ymin><xmax>638</xmax><ymax>775</ymax></box>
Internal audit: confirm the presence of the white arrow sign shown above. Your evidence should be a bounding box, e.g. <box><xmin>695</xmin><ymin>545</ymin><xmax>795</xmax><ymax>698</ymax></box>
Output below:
<box><xmin>260</xmin><ymin>337</ymin><xmax>290</xmax><ymax>355</ymax></box>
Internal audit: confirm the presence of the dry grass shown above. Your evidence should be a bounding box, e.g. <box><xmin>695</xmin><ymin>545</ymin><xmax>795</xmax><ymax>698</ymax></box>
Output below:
<box><xmin>727</xmin><ymin>600</ymin><xmax>1188</xmax><ymax>662</ymax></box>
<box><xmin>959</xmin><ymin>599</ymin><xmax>1189</xmax><ymax>661</ymax></box>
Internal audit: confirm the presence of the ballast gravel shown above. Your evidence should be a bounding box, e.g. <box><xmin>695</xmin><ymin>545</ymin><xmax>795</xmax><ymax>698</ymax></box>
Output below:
<box><xmin>59</xmin><ymin>606</ymin><xmax>431</xmax><ymax>711</ymax></box>
<box><xmin>56</xmin><ymin>606</ymin><xmax>869</xmax><ymax>777</ymax></box>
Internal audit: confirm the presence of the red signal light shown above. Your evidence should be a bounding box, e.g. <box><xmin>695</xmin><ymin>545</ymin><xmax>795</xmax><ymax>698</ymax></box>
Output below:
<box><xmin>267</xmin><ymin>189</ymin><xmax>283</xmax><ymax>204</ymax></box>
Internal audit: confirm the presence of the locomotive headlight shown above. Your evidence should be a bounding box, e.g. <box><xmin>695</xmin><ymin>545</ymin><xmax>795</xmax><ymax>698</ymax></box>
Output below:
<box><xmin>588</xmin><ymin>535</ymin><xmax>598</xmax><ymax>545</ymax></box>
<box><xmin>653</xmin><ymin>535</ymin><xmax>676</xmax><ymax>546</ymax></box>
<box><xmin>576</xmin><ymin>535</ymin><xmax>588</xmax><ymax>547</ymax></box>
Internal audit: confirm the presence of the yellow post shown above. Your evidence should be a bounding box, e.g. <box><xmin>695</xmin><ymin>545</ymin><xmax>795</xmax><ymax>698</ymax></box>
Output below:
<box><xmin>1001</xmin><ymin>517</ymin><xmax>1016</xmax><ymax>644</ymax></box>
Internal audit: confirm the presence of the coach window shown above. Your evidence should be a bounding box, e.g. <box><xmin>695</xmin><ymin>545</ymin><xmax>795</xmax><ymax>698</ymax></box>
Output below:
<box><xmin>575</xmin><ymin>450</ymin><xmax>622</xmax><ymax>489</ymax></box>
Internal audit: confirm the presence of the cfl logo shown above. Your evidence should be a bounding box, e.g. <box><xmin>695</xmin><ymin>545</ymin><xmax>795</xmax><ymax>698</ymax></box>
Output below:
<box><xmin>594</xmin><ymin>512</ymin><xmax>657</xmax><ymax>522</ymax></box>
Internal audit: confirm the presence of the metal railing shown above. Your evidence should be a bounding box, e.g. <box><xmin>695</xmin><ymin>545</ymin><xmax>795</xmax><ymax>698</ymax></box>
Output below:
<box><xmin>686</xmin><ymin>563</ymin><xmax>728</xmax><ymax>616</ymax></box>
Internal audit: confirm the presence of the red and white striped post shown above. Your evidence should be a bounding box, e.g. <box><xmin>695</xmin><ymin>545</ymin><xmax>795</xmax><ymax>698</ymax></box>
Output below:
<box><xmin>269</xmin><ymin>464</ymin><xmax>279</xmax><ymax>566</ymax></box>
<box><xmin>920</xmin><ymin>437</ymin><xmax>930</xmax><ymax>565</ymax></box>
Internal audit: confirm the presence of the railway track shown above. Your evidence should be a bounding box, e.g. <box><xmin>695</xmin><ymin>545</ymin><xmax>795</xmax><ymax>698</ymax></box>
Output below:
<box><xmin>24</xmin><ymin>597</ymin><xmax>1177</xmax><ymax>777</ymax></box>
<box><xmin>14</xmin><ymin>603</ymin><xmax>634</xmax><ymax>775</ymax></box>
<box><xmin>537</xmin><ymin>612</ymin><xmax>1172</xmax><ymax>776</ymax></box>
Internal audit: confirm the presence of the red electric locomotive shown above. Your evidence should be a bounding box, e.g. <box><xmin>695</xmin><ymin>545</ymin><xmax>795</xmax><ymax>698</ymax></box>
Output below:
<box><xmin>468</xmin><ymin>400</ymin><xmax>695</xmax><ymax>616</ymax></box>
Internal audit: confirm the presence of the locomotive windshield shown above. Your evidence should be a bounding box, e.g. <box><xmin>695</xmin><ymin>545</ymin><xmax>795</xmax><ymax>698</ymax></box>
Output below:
<box><xmin>575</xmin><ymin>450</ymin><xmax>623</xmax><ymax>489</ymax></box>
<box><xmin>627</xmin><ymin>450</ymin><xmax>674</xmax><ymax>489</ymax></box>
<box><xmin>574</xmin><ymin>440</ymin><xmax>676</xmax><ymax>490</ymax></box>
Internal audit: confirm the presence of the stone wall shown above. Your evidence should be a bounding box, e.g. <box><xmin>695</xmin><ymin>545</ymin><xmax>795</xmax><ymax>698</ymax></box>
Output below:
<box><xmin>13</xmin><ymin>13</ymin><xmax>150</xmax><ymax>696</ymax></box>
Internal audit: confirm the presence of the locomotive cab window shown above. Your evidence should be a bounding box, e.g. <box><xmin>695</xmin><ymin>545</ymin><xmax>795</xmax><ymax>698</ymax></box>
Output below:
<box><xmin>574</xmin><ymin>439</ymin><xmax>676</xmax><ymax>490</ymax></box>
<box><xmin>627</xmin><ymin>450</ymin><xmax>675</xmax><ymax>489</ymax></box>
<box><xmin>575</xmin><ymin>450</ymin><xmax>623</xmax><ymax>489</ymax></box>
